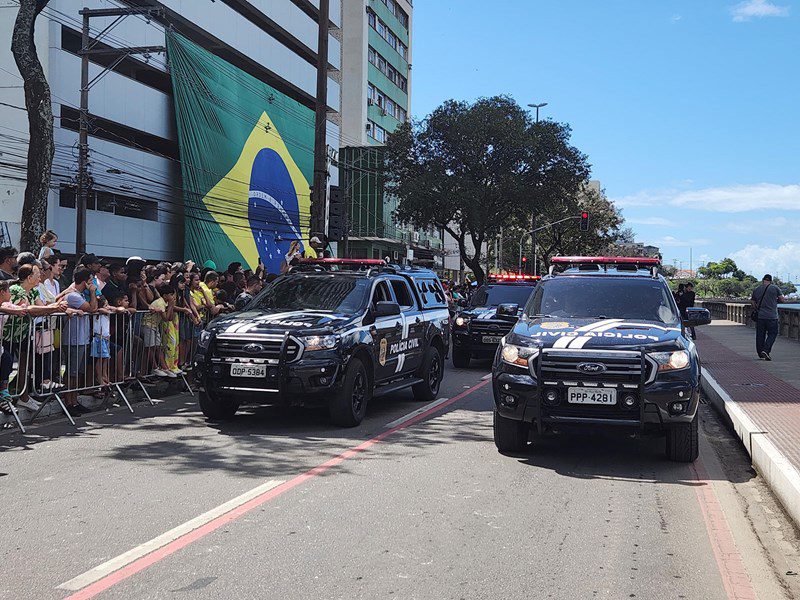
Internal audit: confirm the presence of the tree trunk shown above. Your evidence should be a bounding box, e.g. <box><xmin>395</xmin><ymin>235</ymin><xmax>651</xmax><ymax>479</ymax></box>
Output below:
<box><xmin>11</xmin><ymin>0</ymin><xmax>53</xmax><ymax>253</ymax></box>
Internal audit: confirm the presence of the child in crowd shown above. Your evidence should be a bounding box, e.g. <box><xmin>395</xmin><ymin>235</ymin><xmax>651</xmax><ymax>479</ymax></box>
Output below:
<box><xmin>141</xmin><ymin>285</ymin><xmax>174</xmax><ymax>378</ymax></box>
<box><xmin>91</xmin><ymin>295</ymin><xmax>112</xmax><ymax>390</ymax></box>
<box><xmin>160</xmin><ymin>284</ymin><xmax>181</xmax><ymax>375</ymax></box>
<box><xmin>38</xmin><ymin>230</ymin><xmax>58</xmax><ymax>261</ymax></box>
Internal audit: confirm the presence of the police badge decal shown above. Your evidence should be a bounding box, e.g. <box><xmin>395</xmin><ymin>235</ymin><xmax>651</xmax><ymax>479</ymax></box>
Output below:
<box><xmin>379</xmin><ymin>338</ymin><xmax>388</xmax><ymax>366</ymax></box>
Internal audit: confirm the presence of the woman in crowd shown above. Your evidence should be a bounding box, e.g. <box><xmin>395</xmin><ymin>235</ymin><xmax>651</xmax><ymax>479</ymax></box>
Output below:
<box><xmin>1</xmin><ymin>264</ymin><xmax>65</xmax><ymax>411</ymax></box>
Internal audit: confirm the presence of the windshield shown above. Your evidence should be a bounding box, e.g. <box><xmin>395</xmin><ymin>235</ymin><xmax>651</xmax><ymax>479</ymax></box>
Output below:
<box><xmin>527</xmin><ymin>277</ymin><xmax>680</xmax><ymax>324</ymax></box>
<box><xmin>471</xmin><ymin>284</ymin><xmax>536</xmax><ymax>308</ymax></box>
<box><xmin>252</xmin><ymin>276</ymin><xmax>370</xmax><ymax>313</ymax></box>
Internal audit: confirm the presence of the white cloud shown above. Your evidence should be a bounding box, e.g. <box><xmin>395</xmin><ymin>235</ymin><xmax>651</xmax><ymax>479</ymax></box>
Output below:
<box><xmin>730</xmin><ymin>242</ymin><xmax>800</xmax><ymax>278</ymax></box>
<box><xmin>626</xmin><ymin>216</ymin><xmax>674</xmax><ymax>226</ymax></box>
<box><xmin>653</xmin><ymin>236</ymin><xmax>712</xmax><ymax>248</ymax></box>
<box><xmin>612</xmin><ymin>183</ymin><xmax>800</xmax><ymax>212</ymax></box>
<box><xmin>671</xmin><ymin>14</ymin><xmax>683</xmax><ymax>22</ymax></box>
<box><xmin>731</xmin><ymin>0</ymin><xmax>790</xmax><ymax>21</ymax></box>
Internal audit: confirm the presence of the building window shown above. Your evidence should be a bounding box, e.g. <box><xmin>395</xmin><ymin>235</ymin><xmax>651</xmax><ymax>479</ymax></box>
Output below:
<box><xmin>366</xmin><ymin>81</ymin><xmax>407</xmax><ymax>122</ymax></box>
<box><xmin>368</xmin><ymin>120</ymin><xmax>387</xmax><ymax>143</ymax></box>
<box><xmin>367</xmin><ymin>8</ymin><xmax>409</xmax><ymax>60</ymax></box>
<box><xmin>368</xmin><ymin>45</ymin><xmax>408</xmax><ymax>94</ymax></box>
<box><xmin>57</xmin><ymin>184</ymin><xmax>158</xmax><ymax>221</ymax></box>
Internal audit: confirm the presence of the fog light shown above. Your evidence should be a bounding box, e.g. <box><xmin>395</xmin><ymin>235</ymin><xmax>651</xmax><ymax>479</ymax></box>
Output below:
<box><xmin>670</xmin><ymin>402</ymin><xmax>685</xmax><ymax>414</ymax></box>
<box><xmin>502</xmin><ymin>394</ymin><xmax>517</xmax><ymax>407</ymax></box>
<box><xmin>319</xmin><ymin>377</ymin><xmax>330</xmax><ymax>385</ymax></box>
<box><xmin>544</xmin><ymin>389</ymin><xmax>560</xmax><ymax>406</ymax></box>
<box><xmin>623</xmin><ymin>395</ymin><xmax>637</xmax><ymax>407</ymax></box>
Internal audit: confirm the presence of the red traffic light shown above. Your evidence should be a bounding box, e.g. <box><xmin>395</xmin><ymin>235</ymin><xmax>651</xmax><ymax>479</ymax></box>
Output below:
<box><xmin>522</xmin><ymin>256</ymin><xmax>527</xmax><ymax>262</ymax></box>
<box><xmin>580</xmin><ymin>211</ymin><xmax>589</xmax><ymax>231</ymax></box>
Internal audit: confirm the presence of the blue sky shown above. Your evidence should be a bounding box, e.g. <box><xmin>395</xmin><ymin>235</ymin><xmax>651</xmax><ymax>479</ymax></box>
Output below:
<box><xmin>410</xmin><ymin>0</ymin><xmax>800</xmax><ymax>279</ymax></box>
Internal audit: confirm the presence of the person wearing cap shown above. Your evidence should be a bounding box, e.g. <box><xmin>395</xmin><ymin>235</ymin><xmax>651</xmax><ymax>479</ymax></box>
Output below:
<box><xmin>751</xmin><ymin>274</ymin><xmax>786</xmax><ymax>361</ymax></box>
<box><xmin>203</xmin><ymin>259</ymin><xmax>217</xmax><ymax>271</ymax></box>
<box><xmin>96</xmin><ymin>261</ymin><xmax>112</xmax><ymax>293</ymax></box>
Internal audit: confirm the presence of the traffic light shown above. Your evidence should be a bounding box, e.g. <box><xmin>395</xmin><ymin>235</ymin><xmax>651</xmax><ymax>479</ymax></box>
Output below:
<box><xmin>580</xmin><ymin>211</ymin><xmax>589</xmax><ymax>232</ymax></box>
<box><xmin>327</xmin><ymin>186</ymin><xmax>346</xmax><ymax>242</ymax></box>
<box><xmin>522</xmin><ymin>256</ymin><xmax>527</xmax><ymax>263</ymax></box>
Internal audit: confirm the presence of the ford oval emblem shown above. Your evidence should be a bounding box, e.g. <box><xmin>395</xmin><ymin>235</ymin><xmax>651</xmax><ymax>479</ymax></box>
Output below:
<box><xmin>243</xmin><ymin>343</ymin><xmax>264</xmax><ymax>354</ymax></box>
<box><xmin>577</xmin><ymin>362</ymin><xmax>606</xmax><ymax>374</ymax></box>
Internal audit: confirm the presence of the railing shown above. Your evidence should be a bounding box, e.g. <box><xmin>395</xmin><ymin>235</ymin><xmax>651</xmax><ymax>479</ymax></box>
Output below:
<box><xmin>1</xmin><ymin>308</ymin><xmax>202</xmax><ymax>433</ymax></box>
<box><xmin>698</xmin><ymin>300</ymin><xmax>800</xmax><ymax>342</ymax></box>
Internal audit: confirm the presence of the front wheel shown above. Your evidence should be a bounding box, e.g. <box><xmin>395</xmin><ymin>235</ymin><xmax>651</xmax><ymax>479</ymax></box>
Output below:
<box><xmin>665</xmin><ymin>414</ymin><xmax>699</xmax><ymax>462</ymax></box>
<box><xmin>413</xmin><ymin>346</ymin><xmax>443</xmax><ymax>401</ymax></box>
<box><xmin>493</xmin><ymin>410</ymin><xmax>529</xmax><ymax>454</ymax></box>
<box><xmin>329</xmin><ymin>358</ymin><xmax>371</xmax><ymax>427</ymax></box>
<box><xmin>198</xmin><ymin>390</ymin><xmax>239</xmax><ymax>421</ymax></box>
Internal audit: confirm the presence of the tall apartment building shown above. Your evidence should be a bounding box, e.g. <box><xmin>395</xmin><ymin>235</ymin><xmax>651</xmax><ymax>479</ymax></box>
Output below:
<box><xmin>338</xmin><ymin>0</ymin><xmax>442</xmax><ymax>266</ymax></box>
<box><xmin>0</xmin><ymin>0</ymin><xmax>342</xmax><ymax>267</ymax></box>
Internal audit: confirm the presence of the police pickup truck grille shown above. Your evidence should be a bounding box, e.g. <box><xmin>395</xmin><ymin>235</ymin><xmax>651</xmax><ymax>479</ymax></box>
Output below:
<box><xmin>537</xmin><ymin>349</ymin><xmax>650</xmax><ymax>385</ymax></box>
<box><xmin>470</xmin><ymin>320</ymin><xmax>514</xmax><ymax>337</ymax></box>
<box><xmin>214</xmin><ymin>334</ymin><xmax>302</xmax><ymax>363</ymax></box>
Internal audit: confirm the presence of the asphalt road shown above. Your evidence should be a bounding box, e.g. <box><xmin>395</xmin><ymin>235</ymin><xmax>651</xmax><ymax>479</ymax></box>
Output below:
<box><xmin>1</xmin><ymin>361</ymin><xmax>799</xmax><ymax>600</ymax></box>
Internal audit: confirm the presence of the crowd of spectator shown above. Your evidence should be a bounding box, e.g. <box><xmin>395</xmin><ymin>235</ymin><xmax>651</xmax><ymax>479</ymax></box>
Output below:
<box><xmin>0</xmin><ymin>229</ymin><xmax>274</xmax><ymax>421</ymax></box>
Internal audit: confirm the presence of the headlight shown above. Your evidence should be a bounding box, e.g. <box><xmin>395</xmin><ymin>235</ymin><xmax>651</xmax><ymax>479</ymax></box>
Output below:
<box><xmin>649</xmin><ymin>350</ymin><xmax>690</xmax><ymax>372</ymax></box>
<box><xmin>500</xmin><ymin>343</ymin><xmax>539</xmax><ymax>368</ymax></box>
<box><xmin>454</xmin><ymin>316</ymin><xmax>469</xmax><ymax>327</ymax></box>
<box><xmin>301</xmin><ymin>335</ymin><xmax>339</xmax><ymax>352</ymax></box>
<box><xmin>198</xmin><ymin>330</ymin><xmax>213</xmax><ymax>349</ymax></box>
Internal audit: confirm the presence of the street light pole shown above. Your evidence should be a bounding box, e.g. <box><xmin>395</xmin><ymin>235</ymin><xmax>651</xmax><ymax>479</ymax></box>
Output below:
<box><xmin>527</xmin><ymin>102</ymin><xmax>548</xmax><ymax>123</ymax></box>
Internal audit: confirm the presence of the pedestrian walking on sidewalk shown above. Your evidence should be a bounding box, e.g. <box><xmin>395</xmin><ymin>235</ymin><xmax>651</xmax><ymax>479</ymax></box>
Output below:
<box><xmin>751</xmin><ymin>274</ymin><xmax>786</xmax><ymax>361</ymax></box>
<box><xmin>684</xmin><ymin>282</ymin><xmax>697</xmax><ymax>340</ymax></box>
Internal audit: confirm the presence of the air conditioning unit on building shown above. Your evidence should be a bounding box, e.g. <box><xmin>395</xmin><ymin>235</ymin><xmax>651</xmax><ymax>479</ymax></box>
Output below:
<box><xmin>365</xmin><ymin>123</ymin><xmax>372</xmax><ymax>132</ymax></box>
<box><xmin>412</xmin><ymin>231</ymin><xmax>420</xmax><ymax>243</ymax></box>
<box><xmin>367</xmin><ymin>97</ymin><xmax>375</xmax><ymax>106</ymax></box>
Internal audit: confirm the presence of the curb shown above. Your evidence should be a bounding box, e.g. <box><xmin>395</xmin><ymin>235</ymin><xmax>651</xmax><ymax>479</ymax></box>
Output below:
<box><xmin>701</xmin><ymin>369</ymin><xmax>800</xmax><ymax>530</ymax></box>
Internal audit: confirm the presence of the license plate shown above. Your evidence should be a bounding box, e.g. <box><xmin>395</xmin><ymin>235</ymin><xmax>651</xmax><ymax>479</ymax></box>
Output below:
<box><xmin>230</xmin><ymin>363</ymin><xmax>267</xmax><ymax>378</ymax></box>
<box><xmin>567</xmin><ymin>387</ymin><xmax>617</xmax><ymax>405</ymax></box>
<box><xmin>482</xmin><ymin>335</ymin><xmax>503</xmax><ymax>344</ymax></box>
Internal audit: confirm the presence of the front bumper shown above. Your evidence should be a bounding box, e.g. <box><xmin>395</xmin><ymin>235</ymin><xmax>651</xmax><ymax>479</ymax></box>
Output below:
<box><xmin>194</xmin><ymin>348</ymin><xmax>345</xmax><ymax>407</ymax></box>
<box><xmin>453</xmin><ymin>328</ymin><xmax>507</xmax><ymax>357</ymax></box>
<box><xmin>492</xmin><ymin>363</ymin><xmax>700</xmax><ymax>430</ymax></box>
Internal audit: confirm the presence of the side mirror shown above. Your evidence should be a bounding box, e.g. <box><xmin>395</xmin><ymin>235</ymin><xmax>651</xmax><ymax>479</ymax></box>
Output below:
<box><xmin>375</xmin><ymin>301</ymin><xmax>401</xmax><ymax>318</ymax></box>
<box><xmin>684</xmin><ymin>307</ymin><xmax>712</xmax><ymax>327</ymax></box>
<box><xmin>496</xmin><ymin>303</ymin><xmax>520</xmax><ymax>321</ymax></box>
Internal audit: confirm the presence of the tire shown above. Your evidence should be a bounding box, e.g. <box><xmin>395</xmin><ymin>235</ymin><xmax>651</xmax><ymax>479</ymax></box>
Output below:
<box><xmin>493</xmin><ymin>410</ymin><xmax>529</xmax><ymax>454</ymax></box>
<box><xmin>413</xmin><ymin>346</ymin><xmax>443</xmax><ymax>401</ymax></box>
<box><xmin>329</xmin><ymin>358</ymin><xmax>371</xmax><ymax>427</ymax></box>
<box><xmin>666</xmin><ymin>414</ymin><xmax>699</xmax><ymax>462</ymax></box>
<box><xmin>198</xmin><ymin>390</ymin><xmax>239</xmax><ymax>421</ymax></box>
<box><xmin>452</xmin><ymin>347</ymin><xmax>471</xmax><ymax>368</ymax></box>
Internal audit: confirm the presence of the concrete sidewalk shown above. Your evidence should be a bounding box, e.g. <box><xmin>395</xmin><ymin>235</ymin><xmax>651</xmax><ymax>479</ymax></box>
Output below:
<box><xmin>696</xmin><ymin>320</ymin><xmax>800</xmax><ymax>528</ymax></box>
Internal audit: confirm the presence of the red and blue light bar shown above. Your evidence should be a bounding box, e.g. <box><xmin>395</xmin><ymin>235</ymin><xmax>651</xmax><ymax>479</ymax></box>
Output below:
<box><xmin>488</xmin><ymin>274</ymin><xmax>542</xmax><ymax>281</ymax></box>
<box><xmin>550</xmin><ymin>256</ymin><xmax>661</xmax><ymax>266</ymax></box>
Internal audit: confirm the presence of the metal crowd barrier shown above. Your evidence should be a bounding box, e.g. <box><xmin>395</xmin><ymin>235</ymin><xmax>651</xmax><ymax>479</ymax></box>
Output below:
<box><xmin>1</xmin><ymin>307</ymin><xmax>201</xmax><ymax>433</ymax></box>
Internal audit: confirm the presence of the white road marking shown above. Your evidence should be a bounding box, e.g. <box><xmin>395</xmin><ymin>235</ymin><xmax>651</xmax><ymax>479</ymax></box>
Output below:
<box><xmin>384</xmin><ymin>397</ymin><xmax>451</xmax><ymax>429</ymax></box>
<box><xmin>57</xmin><ymin>479</ymin><xmax>285</xmax><ymax>591</ymax></box>
<box><xmin>481</xmin><ymin>373</ymin><xmax>492</xmax><ymax>380</ymax></box>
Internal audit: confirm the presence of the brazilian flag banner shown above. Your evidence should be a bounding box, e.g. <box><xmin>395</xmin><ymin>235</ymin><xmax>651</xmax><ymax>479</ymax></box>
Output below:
<box><xmin>167</xmin><ymin>32</ymin><xmax>315</xmax><ymax>272</ymax></box>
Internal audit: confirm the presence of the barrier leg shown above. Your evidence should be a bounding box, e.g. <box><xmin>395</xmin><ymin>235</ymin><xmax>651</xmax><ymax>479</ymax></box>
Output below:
<box><xmin>4</xmin><ymin>401</ymin><xmax>26</xmax><ymax>433</ymax></box>
<box><xmin>181</xmin><ymin>373</ymin><xmax>194</xmax><ymax>396</ymax></box>
<box><xmin>137</xmin><ymin>378</ymin><xmax>157</xmax><ymax>405</ymax></box>
<box><xmin>115</xmin><ymin>383</ymin><xmax>134</xmax><ymax>413</ymax></box>
<box><xmin>53</xmin><ymin>393</ymin><xmax>76</xmax><ymax>427</ymax></box>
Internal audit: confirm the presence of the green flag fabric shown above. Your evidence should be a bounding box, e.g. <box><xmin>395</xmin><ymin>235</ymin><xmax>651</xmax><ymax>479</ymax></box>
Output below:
<box><xmin>166</xmin><ymin>32</ymin><xmax>316</xmax><ymax>272</ymax></box>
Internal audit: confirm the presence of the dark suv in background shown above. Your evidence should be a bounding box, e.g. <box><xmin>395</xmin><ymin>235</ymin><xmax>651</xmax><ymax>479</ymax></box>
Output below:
<box><xmin>491</xmin><ymin>257</ymin><xmax>711</xmax><ymax>462</ymax></box>
<box><xmin>452</xmin><ymin>275</ymin><xmax>539</xmax><ymax>368</ymax></box>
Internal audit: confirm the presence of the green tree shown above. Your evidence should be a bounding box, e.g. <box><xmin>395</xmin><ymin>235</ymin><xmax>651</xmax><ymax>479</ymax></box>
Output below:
<box><xmin>11</xmin><ymin>0</ymin><xmax>53</xmax><ymax>252</ymax></box>
<box><xmin>385</xmin><ymin>96</ymin><xmax>595</xmax><ymax>284</ymax></box>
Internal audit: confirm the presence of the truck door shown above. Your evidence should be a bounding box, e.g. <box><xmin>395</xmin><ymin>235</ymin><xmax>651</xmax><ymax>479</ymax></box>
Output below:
<box><xmin>389</xmin><ymin>277</ymin><xmax>425</xmax><ymax>374</ymax></box>
<box><xmin>371</xmin><ymin>280</ymin><xmax>403</xmax><ymax>382</ymax></box>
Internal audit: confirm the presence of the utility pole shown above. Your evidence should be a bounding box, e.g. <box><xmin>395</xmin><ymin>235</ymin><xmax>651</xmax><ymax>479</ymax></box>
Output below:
<box><xmin>76</xmin><ymin>10</ymin><xmax>90</xmax><ymax>256</ymax></box>
<box><xmin>75</xmin><ymin>6</ymin><xmax>165</xmax><ymax>256</ymax></box>
<box><xmin>311</xmin><ymin>0</ymin><xmax>330</xmax><ymax>237</ymax></box>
